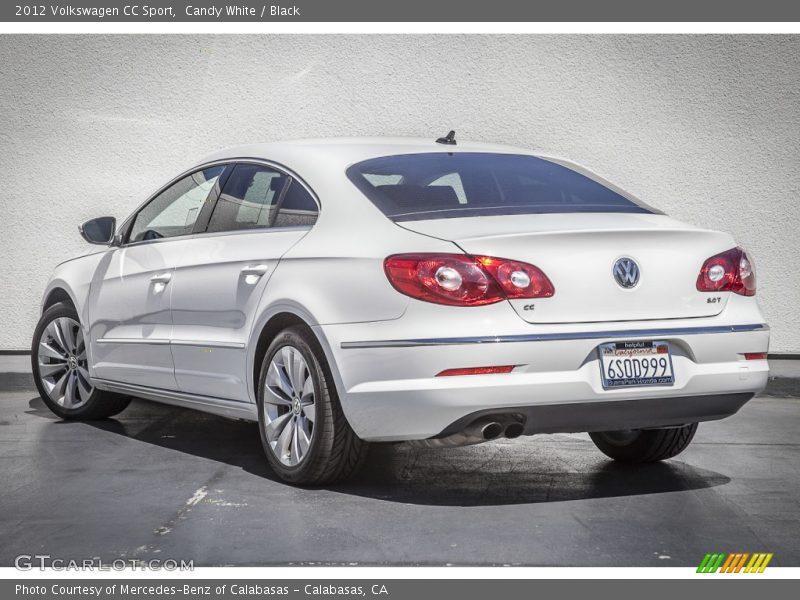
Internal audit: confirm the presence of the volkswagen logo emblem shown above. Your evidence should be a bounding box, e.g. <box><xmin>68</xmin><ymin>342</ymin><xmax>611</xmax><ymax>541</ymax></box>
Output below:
<box><xmin>613</xmin><ymin>257</ymin><xmax>640</xmax><ymax>288</ymax></box>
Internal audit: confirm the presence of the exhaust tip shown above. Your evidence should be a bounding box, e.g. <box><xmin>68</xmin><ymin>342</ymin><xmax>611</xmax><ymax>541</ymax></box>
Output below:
<box><xmin>481</xmin><ymin>422</ymin><xmax>503</xmax><ymax>440</ymax></box>
<box><xmin>504</xmin><ymin>422</ymin><xmax>524</xmax><ymax>439</ymax></box>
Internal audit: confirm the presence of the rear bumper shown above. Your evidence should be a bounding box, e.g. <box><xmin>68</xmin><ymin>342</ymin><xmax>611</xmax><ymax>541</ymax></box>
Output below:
<box><xmin>439</xmin><ymin>392</ymin><xmax>755</xmax><ymax>437</ymax></box>
<box><xmin>334</xmin><ymin>354</ymin><xmax>767</xmax><ymax>441</ymax></box>
<box><xmin>318</xmin><ymin>313</ymin><xmax>769</xmax><ymax>441</ymax></box>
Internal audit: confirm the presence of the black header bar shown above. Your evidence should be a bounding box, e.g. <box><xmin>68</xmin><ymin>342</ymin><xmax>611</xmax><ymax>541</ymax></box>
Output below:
<box><xmin>3</xmin><ymin>0</ymin><xmax>800</xmax><ymax>22</ymax></box>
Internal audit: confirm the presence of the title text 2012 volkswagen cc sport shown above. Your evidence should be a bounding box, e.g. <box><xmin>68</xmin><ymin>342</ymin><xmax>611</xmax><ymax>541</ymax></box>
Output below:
<box><xmin>32</xmin><ymin>136</ymin><xmax>770</xmax><ymax>484</ymax></box>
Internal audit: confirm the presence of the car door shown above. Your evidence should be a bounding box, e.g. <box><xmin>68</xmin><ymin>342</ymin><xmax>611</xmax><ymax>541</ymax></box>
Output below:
<box><xmin>87</xmin><ymin>165</ymin><xmax>228</xmax><ymax>389</ymax></box>
<box><xmin>168</xmin><ymin>162</ymin><xmax>319</xmax><ymax>402</ymax></box>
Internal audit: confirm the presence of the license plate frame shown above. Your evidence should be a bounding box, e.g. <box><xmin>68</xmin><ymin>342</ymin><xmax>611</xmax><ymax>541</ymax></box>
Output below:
<box><xmin>598</xmin><ymin>340</ymin><xmax>675</xmax><ymax>389</ymax></box>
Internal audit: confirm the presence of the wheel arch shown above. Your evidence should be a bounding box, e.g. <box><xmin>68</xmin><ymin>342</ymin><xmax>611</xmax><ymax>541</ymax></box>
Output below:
<box><xmin>42</xmin><ymin>286</ymin><xmax>77</xmax><ymax>313</ymax></box>
<box><xmin>251</xmin><ymin>311</ymin><xmax>312</xmax><ymax>397</ymax></box>
<box><xmin>248</xmin><ymin>304</ymin><xmax>345</xmax><ymax>410</ymax></box>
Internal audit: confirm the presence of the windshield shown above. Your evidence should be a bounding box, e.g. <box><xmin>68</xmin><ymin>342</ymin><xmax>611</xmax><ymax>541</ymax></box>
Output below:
<box><xmin>346</xmin><ymin>152</ymin><xmax>656</xmax><ymax>221</ymax></box>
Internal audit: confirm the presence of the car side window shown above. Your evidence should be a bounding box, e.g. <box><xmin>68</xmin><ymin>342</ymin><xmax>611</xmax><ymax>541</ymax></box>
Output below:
<box><xmin>128</xmin><ymin>166</ymin><xmax>225</xmax><ymax>243</ymax></box>
<box><xmin>206</xmin><ymin>164</ymin><xmax>289</xmax><ymax>233</ymax></box>
<box><xmin>206</xmin><ymin>164</ymin><xmax>319</xmax><ymax>232</ymax></box>
<box><xmin>273</xmin><ymin>181</ymin><xmax>319</xmax><ymax>228</ymax></box>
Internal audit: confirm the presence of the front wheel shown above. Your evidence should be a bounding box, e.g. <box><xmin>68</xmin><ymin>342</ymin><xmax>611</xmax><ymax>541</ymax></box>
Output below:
<box><xmin>257</xmin><ymin>325</ymin><xmax>368</xmax><ymax>485</ymax></box>
<box><xmin>589</xmin><ymin>423</ymin><xmax>698</xmax><ymax>463</ymax></box>
<box><xmin>31</xmin><ymin>302</ymin><xmax>131</xmax><ymax>420</ymax></box>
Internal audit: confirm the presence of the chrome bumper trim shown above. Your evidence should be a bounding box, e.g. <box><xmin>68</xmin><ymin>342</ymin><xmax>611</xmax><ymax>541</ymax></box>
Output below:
<box><xmin>340</xmin><ymin>323</ymin><xmax>769</xmax><ymax>349</ymax></box>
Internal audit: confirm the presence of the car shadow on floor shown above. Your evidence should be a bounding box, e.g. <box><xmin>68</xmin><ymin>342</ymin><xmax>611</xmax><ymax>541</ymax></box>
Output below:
<box><xmin>27</xmin><ymin>396</ymin><xmax>731</xmax><ymax>507</ymax></box>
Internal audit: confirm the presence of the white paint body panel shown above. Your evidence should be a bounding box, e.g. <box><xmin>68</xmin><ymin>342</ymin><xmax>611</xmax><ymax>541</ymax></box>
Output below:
<box><xmin>87</xmin><ymin>243</ymin><xmax>178</xmax><ymax>390</ymax></box>
<box><xmin>168</xmin><ymin>228</ymin><xmax>309</xmax><ymax>401</ymax></box>
<box><xmin>320</xmin><ymin>294</ymin><xmax>769</xmax><ymax>440</ymax></box>
<box><xmin>39</xmin><ymin>138</ymin><xmax>770</xmax><ymax>441</ymax></box>
<box><xmin>400</xmin><ymin>213</ymin><xmax>735</xmax><ymax>323</ymax></box>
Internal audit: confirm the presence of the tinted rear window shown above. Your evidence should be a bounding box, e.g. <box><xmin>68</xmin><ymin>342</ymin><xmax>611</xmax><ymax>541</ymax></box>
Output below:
<box><xmin>346</xmin><ymin>153</ymin><xmax>655</xmax><ymax>221</ymax></box>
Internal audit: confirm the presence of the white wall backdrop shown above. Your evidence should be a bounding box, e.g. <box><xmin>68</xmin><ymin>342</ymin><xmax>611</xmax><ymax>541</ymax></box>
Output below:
<box><xmin>0</xmin><ymin>35</ymin><xmax>798</xmax><ymax>351</ymax></box>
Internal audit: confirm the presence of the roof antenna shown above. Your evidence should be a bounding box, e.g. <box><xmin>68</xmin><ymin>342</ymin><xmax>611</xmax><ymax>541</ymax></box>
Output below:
<box><xmin>436</xmin><ymin>130</ymin><xmax>457</xmax><ymax>145</ymax></box>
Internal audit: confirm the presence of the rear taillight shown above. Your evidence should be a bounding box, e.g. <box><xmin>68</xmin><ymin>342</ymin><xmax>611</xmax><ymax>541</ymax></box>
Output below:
<box><xmin>383</xmin><ymin>254</ymin><xmax>503</xmax><ymax>306</ymax></box>
<box><xmin>384</xmin><ymin>253</ymin><xmax>554</xmax><ymax>306</ymax></box>
<box><xmin>696</xmin><ymin>247</ymin><xmax>756</xmax><ymax>296</ymax></box>
<box><xmin>475</xmin><ymin>256</ymin><xmax>555</xmax><ymax>300</ymax></box>
<box><xmin>742</xmin><ymin>352</ymin><xmax>768</xmax><ymax>360</ymax></box>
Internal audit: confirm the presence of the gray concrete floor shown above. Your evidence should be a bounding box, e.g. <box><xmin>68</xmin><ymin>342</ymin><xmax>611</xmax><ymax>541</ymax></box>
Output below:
<box><xmin>1</xmin><ymin>388</ymin><xmax>798</xmax><ymax>567</ymax></box>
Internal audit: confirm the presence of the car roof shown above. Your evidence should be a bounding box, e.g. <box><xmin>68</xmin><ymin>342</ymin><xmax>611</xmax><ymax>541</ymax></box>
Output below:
<box><xmin>199</xmin><ymin>137</ymin><xmax>543</xmax><ymax>171</ymax></box>
<box><xmin>195</xmin><ymin>138</ymin><xmax>642</xmax><ymax>210</ymax></box>
<box><xmin>190</xmin><ymin>138</ymin><xmax>550</xmax><ymax>233</ymax></box>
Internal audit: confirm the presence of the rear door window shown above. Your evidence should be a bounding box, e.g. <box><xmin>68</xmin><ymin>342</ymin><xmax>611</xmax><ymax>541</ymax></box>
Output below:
<box><xmin>273</xmin><ymin>181</ymin><xmax>319</xmax><ymax>228</ymax></box>
<box><xmin>206</xmin><ymin>163</ymin><xmax>319</xmax><ymax>233</ymax></box>
<box><xmin>207</xmin><ymin>164</ymin><xmax>288</xmax><ymax>233</ymax></box>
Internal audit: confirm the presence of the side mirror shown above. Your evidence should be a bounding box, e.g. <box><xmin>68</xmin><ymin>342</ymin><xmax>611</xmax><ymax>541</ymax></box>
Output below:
<box><xmin>79</xmin><ymin>217</ymin><xmax>116</xmax><ymax>245</ymax></box>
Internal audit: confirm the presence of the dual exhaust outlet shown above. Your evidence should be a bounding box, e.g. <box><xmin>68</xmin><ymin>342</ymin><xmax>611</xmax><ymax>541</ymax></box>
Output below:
<box><xmin>408</xmin><ymin>415</ymin><xmax>525</xmax><ymax>449</ymax></box>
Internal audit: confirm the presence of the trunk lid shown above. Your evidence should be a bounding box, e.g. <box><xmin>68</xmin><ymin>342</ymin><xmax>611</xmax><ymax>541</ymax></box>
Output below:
<box><xmin>399</xmin><ymin>213</ymin><xmax>735</xmax><ymax>324</ymax></box>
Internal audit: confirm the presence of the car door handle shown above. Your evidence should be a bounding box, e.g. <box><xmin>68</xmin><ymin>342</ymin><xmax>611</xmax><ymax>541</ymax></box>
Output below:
<box><xmin>150</xmin><ymin>273</ymin><xmax>173</xmax><ymax>284</ymax></box>
<box><xmin>241</xmin><ymin>264</ymin><xmax>269</xmax><ymax>277</ymax></box>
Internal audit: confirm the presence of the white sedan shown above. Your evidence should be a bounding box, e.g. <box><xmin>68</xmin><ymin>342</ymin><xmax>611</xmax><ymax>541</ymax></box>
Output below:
<box><xmin>32</xmin><ymin>136</ymin><xmax>770</xmax><ymax>484</ymax></box>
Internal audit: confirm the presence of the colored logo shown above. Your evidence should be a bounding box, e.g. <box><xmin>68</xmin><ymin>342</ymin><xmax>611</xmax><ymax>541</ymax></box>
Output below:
<box><xmin>697</xmin><ymin>553</ymin><xmax>773</xmax><ymax>573</ymax></box>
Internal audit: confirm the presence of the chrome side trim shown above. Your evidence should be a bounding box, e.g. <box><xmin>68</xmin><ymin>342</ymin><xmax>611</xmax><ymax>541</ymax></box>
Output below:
<box><xmin>92</xmin><ymin>378</ymin><xmax>258</xmax><ymax>421</ymax></box>
<box><xmin>171</xmin><ymin>340</ymin><xmax>246</xmax><ymax>349</ymax></box>
<box><xmin>97</xmin><ymin>338</ymin><xmax>245</xmax><ymax>349</ymax></box>
<box><xmin>340</xmin><ymin>323</ymin><xmax>769</xmax><ymax>349</ymax></box>
<box><xmin>96</xmin><ymin>338</ymin><xmax>170</xmax><ymax>345</ymax></box>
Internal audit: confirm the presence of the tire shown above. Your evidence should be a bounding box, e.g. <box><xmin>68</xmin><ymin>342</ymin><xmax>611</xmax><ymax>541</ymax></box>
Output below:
<box><xmin>31</xmin><ymin>302</ymin><xmax>131</xmax><ymax>420</ymax></box>
<box><xmin>589</xmin><ymin>423</ymin><xmax>698</xmax><ymax>463</ymax></box>
<box><xmin>257</xmin><ymin>325</ymin><xmax>368</xmax><ymax>485</ymax></box>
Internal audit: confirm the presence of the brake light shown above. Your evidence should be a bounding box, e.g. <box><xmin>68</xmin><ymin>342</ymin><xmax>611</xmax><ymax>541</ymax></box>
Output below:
<box><xmin>742</xmin><ymin>352</ymin><xmax>768</xmax><ymax>360</ymax></box>
<box><xmin>696</xmin><ymin>247</ymin><xmax>756</xmax><ymax>296</ymax></box>
<box><xmin>384</xmin><ymin>253</ymin><xmax>554</xmax><ymax>306</ymax></box>
<box><xmin>437</xmin><ymin>366</ymin><xmax>515</xmax><ymax>376</ymax></box>
<box><xmin>475</xmin><ymin>256</ymin><xmax>555</xmax><ymax>299</ymax></box>
<box><xmin>384</xmin><ymin>254</ymin><xmax>503</xmax><ymax>306</ymax></box>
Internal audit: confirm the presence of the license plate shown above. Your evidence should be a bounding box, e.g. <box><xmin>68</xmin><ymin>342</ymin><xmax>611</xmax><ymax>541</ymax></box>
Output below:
<box><xmin>598</xmin><ymin>340</ymin><xmax>675</xmax><ymax>389</ymax></box>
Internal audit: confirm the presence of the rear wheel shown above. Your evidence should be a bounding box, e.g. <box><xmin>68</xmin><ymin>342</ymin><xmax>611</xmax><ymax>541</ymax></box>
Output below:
<box><xmin>31</xmin><ymin>302</ymin><xmax>131</xmax><ymax>420</ymax></box>
<box><xmin>589</xmin><ymin>423</ymin><xmax>698</xmax><ymax>463</ymax></box>
<box><xmin>257</xmin><ymin>325</ymin><xmax>368</xmax><ymax>485</ymax></box>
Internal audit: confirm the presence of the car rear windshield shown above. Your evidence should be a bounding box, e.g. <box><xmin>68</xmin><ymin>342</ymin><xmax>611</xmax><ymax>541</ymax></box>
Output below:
<box><xmin>346</xmin><ymin>152</ymin><xmax>656</xmax><ymax>221</ymax></box>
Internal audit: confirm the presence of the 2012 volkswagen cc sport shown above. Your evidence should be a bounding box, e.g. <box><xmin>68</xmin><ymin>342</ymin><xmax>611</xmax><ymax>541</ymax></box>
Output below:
<box><xmin>32</xmin><ymin>136</ymin><xmax>770</xmax><ymax>484</ymax></box>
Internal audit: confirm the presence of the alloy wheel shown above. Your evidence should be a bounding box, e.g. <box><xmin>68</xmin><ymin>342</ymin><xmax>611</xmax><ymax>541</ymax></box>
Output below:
<box><xmin>263</xmin><ymin>345</ymin><xmax>316</xmax><ymax>466</ymax></box>
<box><xmin>36</xmin><ymin>317</ymin><xmax>93</xmax><ymax>409</ymax></box>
